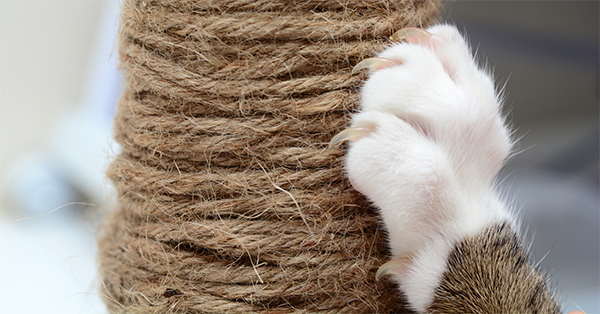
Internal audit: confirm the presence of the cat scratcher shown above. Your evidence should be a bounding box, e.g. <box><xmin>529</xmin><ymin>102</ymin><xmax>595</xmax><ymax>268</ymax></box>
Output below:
<box><xmin>97</xmin><ymin>0</ymin><xmax>440</xmax><ymax>312</ymax></box>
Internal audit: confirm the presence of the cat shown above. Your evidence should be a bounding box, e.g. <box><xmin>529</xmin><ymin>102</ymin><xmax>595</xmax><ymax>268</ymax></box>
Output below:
<box><xmin>331</xmin><ymin>24</ymin><xmax>582</xmax><ymax>314</ymax></box>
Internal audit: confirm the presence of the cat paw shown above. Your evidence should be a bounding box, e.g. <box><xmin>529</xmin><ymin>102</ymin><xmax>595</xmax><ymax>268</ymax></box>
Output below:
<box><xmin>340</xmin><ymin>25</ymin><xmax>512</xmax><ymax>194</ymax></box>
<box><xmin>332</xmin><ymin>24</ymin><xmax>514</xmax><ymax>257</ymax></box>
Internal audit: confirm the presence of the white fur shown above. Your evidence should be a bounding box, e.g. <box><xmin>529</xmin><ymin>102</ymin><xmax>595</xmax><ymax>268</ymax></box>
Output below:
<box><xmin>345</xmin><ymin>24</ymin><xmax>515</xmax><ymax>312</ymax></box>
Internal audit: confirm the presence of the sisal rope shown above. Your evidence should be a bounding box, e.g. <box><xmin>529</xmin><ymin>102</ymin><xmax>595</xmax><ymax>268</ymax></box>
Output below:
<box><xmin>97</xmin><ymin>0</ymin><xmax>440</xmax><ymax>313</ymax></box>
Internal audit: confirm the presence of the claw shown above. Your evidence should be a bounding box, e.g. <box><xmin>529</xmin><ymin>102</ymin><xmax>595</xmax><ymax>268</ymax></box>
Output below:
<box><xmin>352</xmin><ymin>57</ymin><xmax>401</xmax><ymax>74</ymax></box>
<box><xmin>391</xmin><ymin>27</ymin><xmax>435</xmax><ymax>44</ymax></box>
<box><xmin>329</xmin><ymin>127</ymin><xmax>374</xmax><ymax>148</ymax></box>
<box><xmin>375</xmin><ymin>257</ymin><xmax>410</xmax><ymax>281</ymax></box>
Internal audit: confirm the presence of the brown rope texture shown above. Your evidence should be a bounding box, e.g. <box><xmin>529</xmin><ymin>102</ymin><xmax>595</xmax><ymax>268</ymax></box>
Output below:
<box><xmin>97</xmin><ymin>0</ymin><xmax>440</xmax><ymax>313</ymax></box>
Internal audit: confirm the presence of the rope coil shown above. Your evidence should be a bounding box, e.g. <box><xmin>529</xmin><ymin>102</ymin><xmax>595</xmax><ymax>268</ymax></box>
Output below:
<box><xmin>98</xmin><ymin>0</ymin><xmax>440</xmax><ymax>312</ymax></box>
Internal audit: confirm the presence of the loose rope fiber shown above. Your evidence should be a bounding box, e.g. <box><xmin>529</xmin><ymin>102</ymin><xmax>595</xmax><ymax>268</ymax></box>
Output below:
<box><xmin>97</xmin><ymin>1</ymin><xmax>440</xmax><ymax>313</ymax></box>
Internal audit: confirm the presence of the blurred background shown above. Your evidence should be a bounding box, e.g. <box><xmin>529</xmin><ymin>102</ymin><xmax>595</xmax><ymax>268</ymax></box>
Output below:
<box><xmin>0</xmin><ymin>1</ymin><xmax>597</xmax><ymax>313</ymax></box>
<box><xmin>1</xmin><ymin>1</ymin><xmax>120</xmax><ymax>313</ymax></box>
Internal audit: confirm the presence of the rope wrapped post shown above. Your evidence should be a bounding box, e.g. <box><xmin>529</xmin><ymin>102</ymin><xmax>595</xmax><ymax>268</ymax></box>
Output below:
<box><xmin>98</xmin><ymin>1</ymin><xmax>440</xmax><ymax>313</ymax></box>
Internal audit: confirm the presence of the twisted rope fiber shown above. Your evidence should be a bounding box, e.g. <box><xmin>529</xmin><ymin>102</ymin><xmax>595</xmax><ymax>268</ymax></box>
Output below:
<box><xmin>98</xmin><ymin>0</ymin><xmax>440</xmax><ymax>313</ymax></box>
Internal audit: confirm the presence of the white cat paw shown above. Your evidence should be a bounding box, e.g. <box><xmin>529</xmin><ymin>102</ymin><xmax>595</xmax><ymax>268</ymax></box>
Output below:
<box><xmin>331</xmin><ymin>24</ymin><xmax>516</xmax><ymax>312</ymax></box>
<box><xmin>349</xmin><ymin>25</ymin><xmax>512</xmax><ymax>188</ymax></box>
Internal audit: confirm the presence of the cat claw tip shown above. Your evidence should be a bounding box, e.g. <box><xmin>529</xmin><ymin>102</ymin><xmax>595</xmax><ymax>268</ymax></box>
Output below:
<box><xmin>375</xmin><ymin>257</ymin><xmax>409</xmax><ymax>281</ymax></box>
<box><xmin>329</xmin><ymin>127</ymin><xmax>374</xmax><ymax>148</ymax></box>
<box><xmin>352</xmin><ymin>57</ymin><xmax>401</xmax><ymax>74</ymax></box>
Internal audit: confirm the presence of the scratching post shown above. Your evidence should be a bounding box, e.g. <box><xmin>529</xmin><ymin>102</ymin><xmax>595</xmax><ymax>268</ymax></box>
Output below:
<box><xmin>98</xmin><ymin>0</ymin><xmax>440</xmax><ymax>313</ymax></box>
